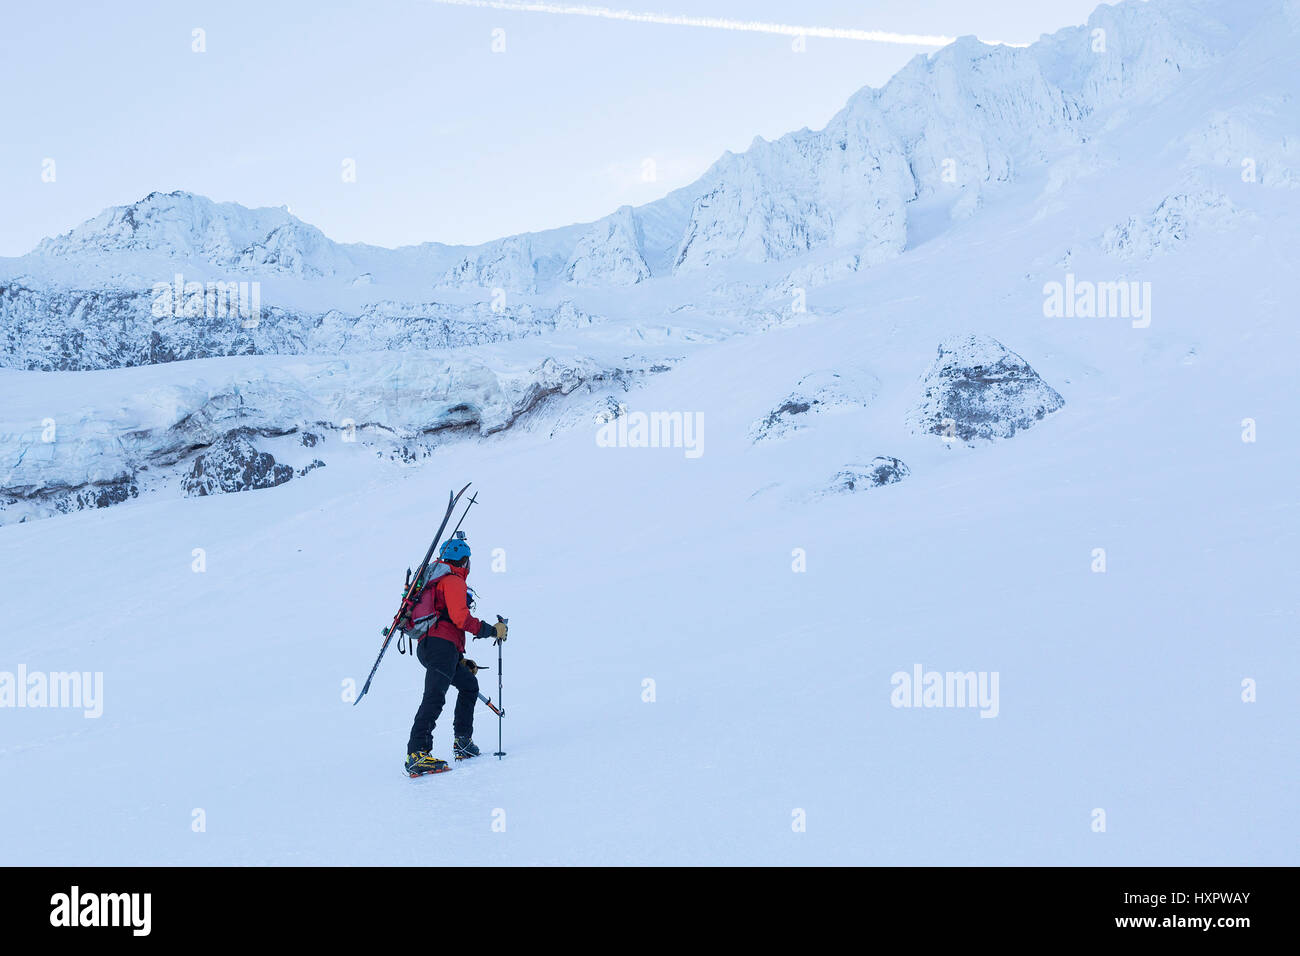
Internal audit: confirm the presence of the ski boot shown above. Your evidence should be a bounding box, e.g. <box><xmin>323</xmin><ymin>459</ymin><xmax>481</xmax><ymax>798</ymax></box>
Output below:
<box><xmin>453</xmin><ymin>736</ymin><xmax>481</xmax><ymax>760</ymax></box>
<box><xmin>405</xmin><ymin>751</ymin><xmax>451</xmax><ymax>777</ymax></box>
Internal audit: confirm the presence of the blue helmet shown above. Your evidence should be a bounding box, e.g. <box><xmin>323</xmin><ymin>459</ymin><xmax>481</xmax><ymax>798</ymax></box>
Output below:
<box><xmin>439</xmin><ymin>535</ymin><xmax>471</xmax><ymax>562</ymax></box>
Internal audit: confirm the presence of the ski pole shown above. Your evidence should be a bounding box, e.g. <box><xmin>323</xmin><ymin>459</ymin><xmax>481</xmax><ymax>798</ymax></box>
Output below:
<box><xmin>431</xmin><ymin>668</ymin><xmax>505</xmax><ymax>718</ymax></box>
<box><xmin>494</xmin><ymin>616</ymin><xmax>506</xmax><ymax>759</ymax></box>
<box><xmin>448</xmin><ymin>491</ymin><xmax>478</xmax><ymax>544</ymax></box>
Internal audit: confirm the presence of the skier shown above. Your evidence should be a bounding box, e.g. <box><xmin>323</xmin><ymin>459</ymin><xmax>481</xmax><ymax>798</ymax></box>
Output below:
<box><xmin>402</xmin><ymin>535</ymin><xmax>507</xmax><ymax>775</ymax></box>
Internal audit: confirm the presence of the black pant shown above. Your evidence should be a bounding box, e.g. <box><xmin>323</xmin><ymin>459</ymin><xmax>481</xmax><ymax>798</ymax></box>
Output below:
<box><xmin>406</xmin><ymin>636</ymin><xmax>478</xmax><ymax>754</ymax></box>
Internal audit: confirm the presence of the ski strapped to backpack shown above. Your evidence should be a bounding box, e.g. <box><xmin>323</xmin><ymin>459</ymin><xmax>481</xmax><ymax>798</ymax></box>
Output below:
<box><xmin>354</xmin><ymin>482</ymin><xmax>471</xmax><ymax>705</ymax></box>
<box><xmin>396</xmin><ymin>491</ymin><xmax>480</xmax><ymax>655</ymax></box>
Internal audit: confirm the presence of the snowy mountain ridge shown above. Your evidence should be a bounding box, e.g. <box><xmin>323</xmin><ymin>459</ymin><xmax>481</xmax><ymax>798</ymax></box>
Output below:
<box><xmin>5</xmin><ymin>0</ymin><xmax>1278</xmax><ymax>299</ymax></box>
<box><xmin>33</xmin><ymin>190</ymin><xmax>357</xmax><ymax>278</ymax></box>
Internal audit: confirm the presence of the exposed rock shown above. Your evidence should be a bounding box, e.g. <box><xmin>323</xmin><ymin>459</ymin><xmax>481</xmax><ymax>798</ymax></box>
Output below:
<box><xmin>749</xmin><ymin>369</ymin><xmax>879</xmax><ymax>443</ymax></box>
<box><xmin>180</xmin><ymin>429</ymin><xmax>294</xmax><ymax>497</ymax></box>
<box><xmin>0</xmin><ymin>477</ymin><xmax>141</xmax><ymax>523</ymax></box>
<box><xmin>69</xmin><ymin>479</ymin><xmax>140</xmax><ymax>510</ymax></box>
<box><xmin>387</xmin><ymin>445</ymin><xmax>423</xmax><ymax>464</ymax></box>
<box><xmin>830</xmin><ymin>457</ymin><xmax>910</xmax><ymax>492</ymax></box>
<box><xmin>908</xmin><ymin>335</ymin><xmax>1064</xmax><ymax>443</ymax></box>
<box><xmin>594</xmin><ymin>395</ymin><xmax>627</xmax><ymax>424</ymax></box>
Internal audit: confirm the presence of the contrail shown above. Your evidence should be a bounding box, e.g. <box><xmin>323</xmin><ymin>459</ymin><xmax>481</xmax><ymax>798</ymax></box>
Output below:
<box><xmin>424</xmin><ymin>0</ymin><xmax>1021</xmax><ymax>48</ymax></box>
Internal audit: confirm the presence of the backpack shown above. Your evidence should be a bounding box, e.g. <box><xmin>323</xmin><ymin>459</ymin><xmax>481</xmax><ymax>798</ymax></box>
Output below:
<box><xmin>396</xmin><ymin>563</ymin><xmax>453</xmax><ymax>655</ymax></box>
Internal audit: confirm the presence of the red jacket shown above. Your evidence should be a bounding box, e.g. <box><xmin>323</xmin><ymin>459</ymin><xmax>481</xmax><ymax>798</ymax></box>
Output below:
<box><xmin>407</xmin><ymin>562</ymin><xmax>481</xmax><ymax>653</ymax></box>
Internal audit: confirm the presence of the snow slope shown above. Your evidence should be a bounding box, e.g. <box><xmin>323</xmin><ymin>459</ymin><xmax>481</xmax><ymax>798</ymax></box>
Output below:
<box><xmin>1</xmin><ymin>0</ymin><xmax>1298</xmax><ymax>864</ymax></box>
<box><xmin>1</xmin><ymin>275</ymin><xmax>1294</xmax><ymax>864</ymax></box>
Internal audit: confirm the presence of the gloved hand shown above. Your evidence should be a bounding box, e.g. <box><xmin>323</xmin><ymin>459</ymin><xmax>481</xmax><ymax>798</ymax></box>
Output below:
<box><xmin>462</xmin><ymin>658</ymin><xmax>481</xmax><ymax>675</ymax></box>
<box><xmin>475</xmin><ymin>619</ymin><xmax>507</xmax><ymax>642</ymax></box>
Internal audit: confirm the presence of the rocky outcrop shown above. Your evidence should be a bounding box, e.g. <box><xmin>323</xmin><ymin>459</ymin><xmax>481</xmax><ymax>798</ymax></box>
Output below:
<box><xmin>180</xmin><ymin>429</ymin><xmax>294</xmax><ymax>497</ymax></box>
<box><xmin>749</xmin><ymin>369</ymin><xmax>879</xmax><ymax>443</ymax></box>
<box><xmin>908</xmin><ymin>335</ymin><xmax>1064</xmax><ymax>443</ymax></box>
<box><xmin>829</xmin><ymin>457</ymin><xmax>910</xmax><ymax>492</ymax></box>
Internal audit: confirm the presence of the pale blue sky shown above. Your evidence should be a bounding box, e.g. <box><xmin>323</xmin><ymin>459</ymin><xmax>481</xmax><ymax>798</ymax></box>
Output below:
<box><xmin>0</xmin><ymin>0</ymin><xmax>1102</xmax><ymax>256</ymax></box>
